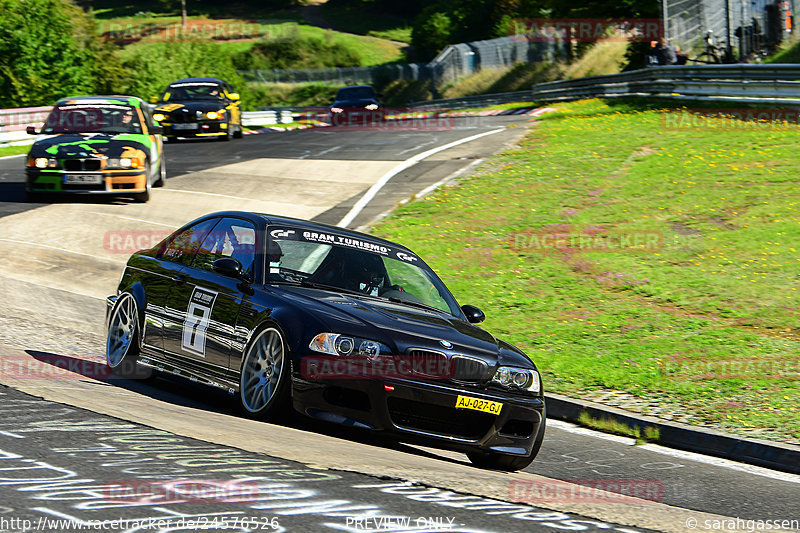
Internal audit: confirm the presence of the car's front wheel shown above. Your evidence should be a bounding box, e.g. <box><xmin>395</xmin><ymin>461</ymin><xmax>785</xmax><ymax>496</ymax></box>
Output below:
<box><xmin>106</xmin><ymin>293</ymin><xmax>150</xmax><ymax>378</ymax></box>
<box><xmin>467</xmin><ymin>404</ymin><xmax>546</xmax><ymax>471</ymax></box>
<box><xmin>239</xmin><ymin>325</ymin><xmax>290</xmax><ymax>419</ymax></box>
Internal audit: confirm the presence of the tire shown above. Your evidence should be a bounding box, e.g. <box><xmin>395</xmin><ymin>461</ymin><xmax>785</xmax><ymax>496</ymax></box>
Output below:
<box><xmin>154</xmin><ymin>157</ymin><xmax>165</xmax><ymax>187</ymax></box>
<box><xmin>219</xmin><ymin>120</ymin><xmax>232</xmax><ymax>141</ymax></box>
<box><xmin>133</xmin><ymin>159</ymin><xmax>151</xmax><ymax>202</ymax></box>
<box><xmin>233</xmin><ymin>123</ymin><xmax>243</xmax><ymax>139</ymax></box>
<box><xmin>163</xmin><ymin>136</ymin><xmax>175</xmax><ymax>144</ymax></box>
<box><xmin>467</xmin><ymin>404</ymin><xmax>546</xmax><ymax>471</ymax></box>
<box><xmin>106</xmin><ymin>293</ymin><xmax>151</xmax><ymax>378</ymax></box>
<box><xmin>238</xmin><ymin>325</ymin><xmax>291</xmax><ymax>419</ymax></box>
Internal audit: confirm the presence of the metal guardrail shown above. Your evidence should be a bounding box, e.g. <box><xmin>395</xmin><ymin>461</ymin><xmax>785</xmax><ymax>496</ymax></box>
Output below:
<box><xmin>407</xmin><ymin>90</ymin><xmax>535</xmax><ymax>110</ymax></box>
<box><xmin>529</xmin><ymin>64</ymin><xmax>800</xmax><ymax>105</ymax></box>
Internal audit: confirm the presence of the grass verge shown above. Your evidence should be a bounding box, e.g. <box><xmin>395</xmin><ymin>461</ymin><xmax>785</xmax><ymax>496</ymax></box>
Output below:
<box><xmin>0</xmin><ymin>145</ymin><xmax>31</xmax><ymax>158</ymax></box>
<box><xmin>372</xmin><ymin>99</ymin><xmax>800</xmax><ymax>443</ymax></box>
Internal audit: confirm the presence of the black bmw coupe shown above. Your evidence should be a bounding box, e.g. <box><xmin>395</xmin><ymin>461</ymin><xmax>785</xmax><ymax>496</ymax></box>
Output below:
<box><xmin>106</xmin><ymin>212</ymin><xmax>545</xmax><ymax>470</ymax></box>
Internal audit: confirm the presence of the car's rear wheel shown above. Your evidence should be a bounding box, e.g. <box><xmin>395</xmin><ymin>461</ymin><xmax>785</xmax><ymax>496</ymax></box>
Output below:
<box><xmin>106</xmin><ymin>293</ymin><xmax>150</xmax><ymax>378</ymax></box>
<box><xmin>467</xmin><ymin>404</ymin><xmax>546</xmax><ymax>471</ymax></box>
<box><xmin>233</xmin><ymin>123</ymin><xmax>243</xmax><ymax>139</ymax></box>
<box><xmin>239</xmin><ymin>325</ymin><xmax>290</xmax><ymax>419</ymax></box>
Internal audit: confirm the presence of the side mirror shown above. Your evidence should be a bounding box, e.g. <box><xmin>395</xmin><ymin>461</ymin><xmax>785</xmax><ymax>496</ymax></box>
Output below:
<box><xmin>461</xmin><ymin>305</ymin><xmax>485</xmax><ymax>324</ymax></box>
<box><xmin>150</xmin><ymin>125</ymin><xmax>164</xmax><ymax>135</ymax></box>
<box><xmin>227</xmin><ymin>92</ymin><xmax>240</xmax><ymax>101</ymax></box>
<box><xmin>26</xmin><ymin>126</ymin><xmax>37</xmax><ymax>135</ymax></box>
<box><xmin>213</xmin><ymin>257</ymin><xmax>247</xmax><ymax>280</ymax></box>
<box><xmin>149</xmin><ymin>96</ymin><xmax>159</xmax><ymax>104</ymax></box>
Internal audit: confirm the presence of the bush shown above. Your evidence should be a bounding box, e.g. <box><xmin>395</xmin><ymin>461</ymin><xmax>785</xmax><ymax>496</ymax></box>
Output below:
<box><xmin>410</xmin><ymin>10</ymin><xmax>452</xmax><ymax>61</ymax></box>
<box><xmin>233</xmin><ymin>33</ymin><xmax>362</xmax><ymax>70</ymax></box>
<box><xmin>118</xmin><ymin>40</ymin><xmax>246</xmax><ymax>102</ymax></box>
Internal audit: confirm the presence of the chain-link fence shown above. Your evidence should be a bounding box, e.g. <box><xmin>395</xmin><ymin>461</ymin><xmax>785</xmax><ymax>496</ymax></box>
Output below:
<box><xmin>239</xmin><ymin>36</ymin><xmax>566</xmax><ymax>88</ymax></box>
<box><xmin>666</xmin><ymin>0</ymin><xmax>792</xmax><ymax>58</ymax></box>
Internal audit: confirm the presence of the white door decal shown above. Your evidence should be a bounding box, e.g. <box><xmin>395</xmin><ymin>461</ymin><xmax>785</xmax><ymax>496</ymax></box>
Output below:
<box><xmin>182</xmin><ymin>287</ymin><xmax>218</xmax><ymax>356</ymax></box>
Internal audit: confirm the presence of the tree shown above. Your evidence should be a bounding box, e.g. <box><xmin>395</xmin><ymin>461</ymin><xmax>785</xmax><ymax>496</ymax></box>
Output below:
<box><xmin>0</xmin><ymin>0</ymin><xmax>118</xmax><ymax>107</ymax></box>
<box><xmin>411</xmin><ymin>10</ymin><xmax>453</xmax><ymax>61</ymax></box>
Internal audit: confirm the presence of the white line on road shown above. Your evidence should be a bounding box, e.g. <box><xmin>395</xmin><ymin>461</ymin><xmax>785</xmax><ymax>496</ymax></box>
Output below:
<box><xmin>88</xmin><ymin>212</ymin><xmax>176</xmax><ymax>228</ymax></box>
<box><xmin>337</xmin><ymin>128</ymin><xmax>504</xmax><ymax>228</ymax></box>
<box><xmin>0</xmin><ymin>153</ymin><xmax>26</xmax><ymax>160</ymax></box>
<box><xmin>0</xmin><ymin>238</ymin><xmax>104</xmax><ymax>260</ymax></box>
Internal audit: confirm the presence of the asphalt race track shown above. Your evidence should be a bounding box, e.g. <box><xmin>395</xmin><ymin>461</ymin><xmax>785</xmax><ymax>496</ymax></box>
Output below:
<box><xmin>0</xmin><ymin>116</ymin><xmax>798</xmax><ymax>533</ymax></box>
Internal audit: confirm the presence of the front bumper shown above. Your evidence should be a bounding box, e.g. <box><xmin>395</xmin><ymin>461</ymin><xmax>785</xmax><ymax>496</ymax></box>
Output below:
<box><xmin>292</xmin><ymin>375</ymin><xmax>544</xmax><ymax>456</ymax></box>
<box><xmin>26</xmin><ymin>168</ymin><xmax>148</xmax><ymax>194</ymax></box>
<box><xmin>160</xmin><ymin>121</ymin><xmax>228</xmax><ymax>138</ymax></box>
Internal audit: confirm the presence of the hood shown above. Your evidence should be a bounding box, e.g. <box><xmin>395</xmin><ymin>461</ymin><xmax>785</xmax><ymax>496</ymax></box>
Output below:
<box><xmin>30</xmin><ymin>133</ymin><xmax>148</xmax><ymax>158</ymax></box>
<box><xmin>274</xmin><ymin>285</ymin><xmax>502</xmax><ymax>364</ymax></box>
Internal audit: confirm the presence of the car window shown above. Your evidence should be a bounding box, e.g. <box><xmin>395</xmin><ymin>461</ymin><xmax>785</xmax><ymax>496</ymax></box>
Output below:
<box><xmin>160</xmin><ymin>218</ymin><xmax>220</xmax><ymax>266</ymax></box>
<box><xmin>41</xmin><ymin>104</ymin><xmax>142</xmax><ymax>134</ymax></box>
<box><xmin>382</xmin><ymin>258</ymin><xmax>451</xmax><ymax>312</ymax></box>
<box><xmin>193</xmin><ymin>218</ymin><xmax>257</xmax><ymax>277</ymax></box>
<box><xmin>164</xmin><ymin>82</ymin><xmax>224</xmax><ymax>102</ymax></box>
<box><xmin>336</xmin><ymin>87</ymin><xmax>375</xmax><ymax>100</ymax></box>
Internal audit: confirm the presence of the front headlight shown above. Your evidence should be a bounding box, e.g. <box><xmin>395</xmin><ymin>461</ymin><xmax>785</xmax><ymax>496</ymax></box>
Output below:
<box><xmin>309</xmin><ymin>333</ymin><xmax>387</xmax><ymax>357</ymax></box>
<box><xmin>205</xmin><ymin>111</ymin><xmax>224</xmax><ymax>120</ymax></box>
<box><xmin>365</xmin><ymin>103</ymin><xmax>379</xmax><ymax>110</ymax></box>
<box><xmin>106</xmin><ymin>157</ymin><xmax>143</xmax><ymax>169</ymax></box>
<box><xmin>33</xmin><ymin>157</ymin><xmax>57</xmax><ymax>169</ymax></box>
<box><xmin>492</xmin><ymin>366</ymin><xmax>540</xmax><ymax>393</ymax></box>
<box><xmin>330</xmin><ymin>107</ymin><xmax>343</xmax><ymax>113</ymax></box>
<box><xmin>152</xmin><ymin>113</ymin><xmax>166</xmax><ymax>122</ymax></box>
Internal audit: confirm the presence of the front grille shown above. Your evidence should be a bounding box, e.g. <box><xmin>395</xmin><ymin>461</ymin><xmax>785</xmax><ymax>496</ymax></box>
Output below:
<box><xmin>387</xmin><ymin>397</ymin><xmax>495</xmax><ymax>440</ymax></box>
<box><xmin>63</xmin><ymin>159</ymin><xmax>101</xmax><ymax>171</ymax></box>
<box><xmin>405</xmin><ymin>349</ymin><xmax>450</xmax><ymax>379</ymax></box>
<box><xmin>451</xmin><ymin>354</ymin><xmax>490</xmax><ymax>380</ymax></box>
<box><xmin>170</xmin><ymin>110</ymin><xmax>201</xmax><ymax>123</ymax></box>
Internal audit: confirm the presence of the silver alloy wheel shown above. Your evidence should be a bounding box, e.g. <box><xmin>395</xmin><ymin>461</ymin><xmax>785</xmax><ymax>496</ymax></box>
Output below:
<box><xmin>107</xmin><ymin>294</ymin><xmax>137</xmax><ymax>367</ymax></box>
<box><xmin>240</xmin><ymin>328</ymin><xmax>284</xmax><ymax>413</ymax></box>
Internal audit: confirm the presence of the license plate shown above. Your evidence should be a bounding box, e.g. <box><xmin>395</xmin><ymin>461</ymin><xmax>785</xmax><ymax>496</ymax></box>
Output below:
<box><xmin>455</xmin><ymin>395</ymin><xmax>502</xmax><ymax>415</ymax></box>
<box><xmin>172</xmin><ymin>123</ymin><xmax>198</xmax><ymax>130</ymax></box>
<box><xmin>63</xmin><ymin>174</ymin><xmax>102</xmax><ymax>184</ymax></box>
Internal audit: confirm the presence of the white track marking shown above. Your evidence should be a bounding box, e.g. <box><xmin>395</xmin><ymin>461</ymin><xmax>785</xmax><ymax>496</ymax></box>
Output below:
<box><xmin>88</xmin><ymin>212</ymin><xmax>176</xmax><ymax>227</ymax></box>
<box><xmin>0</xmin><ymin>153</ymin><xmax>26</xmax><ymax>160</ymax></box>
<box><xmin>547</xmin><ymin>419</ymin><xmax>800</xmax><ymax>483</ymax></box>
<box><xmin>0</xmin><ymin>238</ymin><xmax>102</xmax><ymax>260</ymax></box>
<box><xmin>156</xmin><ymin>188</ymin><xmax>259</xmax><ymax>202</ymax></box>
<box><xmin>338</xmin><ymin>128</ymin><xmax>504</xmax><ymax>227</ymax></box>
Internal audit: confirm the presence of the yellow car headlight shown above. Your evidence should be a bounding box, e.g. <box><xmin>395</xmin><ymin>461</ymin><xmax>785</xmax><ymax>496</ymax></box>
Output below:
<box><xmin>365</xmin><ymin>103</ymin><xmax>379</xmax><ymax>110</ymax></box>
<box><xmin>152</xmin><ymin>113</ymin><xmax>166</xmax><ymax>122</ymax></box>
<box><xmin>206</xmin><ymin>111</ymin><xmax>224</xmax><ymax>120</ymax></box>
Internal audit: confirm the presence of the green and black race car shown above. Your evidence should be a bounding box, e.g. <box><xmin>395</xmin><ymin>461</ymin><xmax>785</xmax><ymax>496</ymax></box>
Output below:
<box><xmin>25</xmin><ymin>96</ymin><xmax>165</xmax><ymax>202</ymax></box>
<box><xmin>152</xmin><ymin>78</ymin><xmax>243</xmax><ymax>142</ymax></box>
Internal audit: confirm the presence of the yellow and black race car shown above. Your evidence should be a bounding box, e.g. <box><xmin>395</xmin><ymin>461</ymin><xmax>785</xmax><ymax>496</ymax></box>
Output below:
<box><xmin>152</xmin><ymin>78</ymin><xmax>242</xmax><ymax>142</ymax></box>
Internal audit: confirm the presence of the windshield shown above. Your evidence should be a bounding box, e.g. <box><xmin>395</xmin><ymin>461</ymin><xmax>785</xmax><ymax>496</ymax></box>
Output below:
<box><xmin>163</xmin><ymin>82</ymin><xmax>225</xmax><ymax>101</ymax></box>
<box><xmin>41</xmin><ymin>104</ymin><xmax>142</xmax><ymax>134</ymax></box>
<box><xmin>267</xmin><ymin>227</ymin><xmax>461</xmax><ymax>316</ymax></box>
<box><xmin>336</xmin><ymin>87</ymin><xmax>375</xmax><ymax>100</ymax></box>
